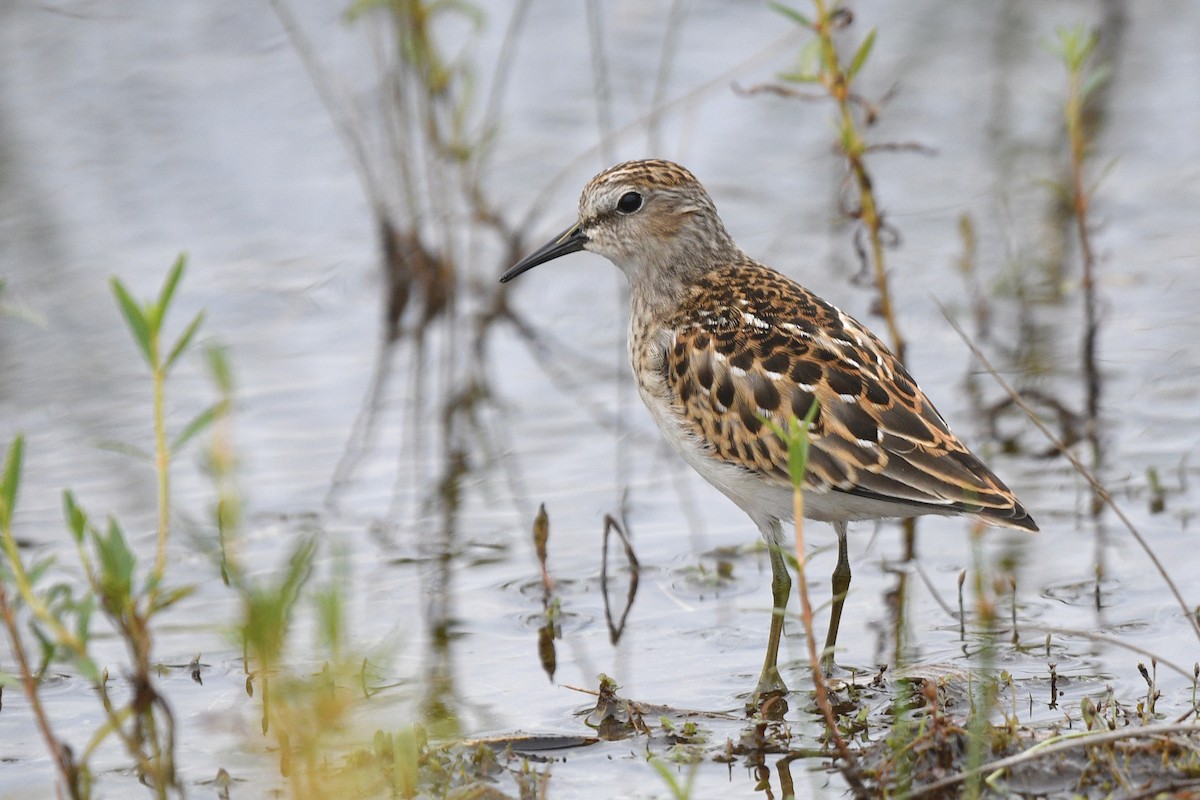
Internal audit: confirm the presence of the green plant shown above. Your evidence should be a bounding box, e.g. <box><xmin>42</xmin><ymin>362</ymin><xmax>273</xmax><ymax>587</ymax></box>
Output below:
<box><xmin>765</xmin><ymin>402</ymin><xmax>867</xmax><ymax>794</ymax></box>
<box><xmin>962</xmin><ymin>526</ymin><xmax>1001</xmax><ymax>800</ymax></box>
<box><xmin>1</xmin><ymin>436</ymin><xmax>91</xmax><ymax>798</ymax></box>
<box><xmin>197</xmin><ymin>361</ymin><xmax>406</xmax><ymax>796</ymax></box>
<box><xmin>202</xmin><ymin>343</ymin><xmax>241</xmax><ymax>585</ymax></box>
<box><xmin>0</xmin><ymin>254</ymin><xmax>215</xmax><ymax>799</ymax></box>
<box><xmin>648</xmin><ymin>754</ymin><xmax>697</xmax><ymax>800</ymax></box>
<box><xmin>110</xmin><ymin>254</ymin><xmax>209</xmax><ymax>582</ymax></box>
<box><xmin>772</xmin><ymin>0</ymin><xmax>904</xmax><ymax>362</ymax></box>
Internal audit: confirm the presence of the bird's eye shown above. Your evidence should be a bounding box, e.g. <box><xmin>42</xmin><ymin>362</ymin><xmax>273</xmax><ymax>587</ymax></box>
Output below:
<box><xmin>616</xmin><ymin>191</ymin><xmax>644</xmax><ymax>215</ymax></box>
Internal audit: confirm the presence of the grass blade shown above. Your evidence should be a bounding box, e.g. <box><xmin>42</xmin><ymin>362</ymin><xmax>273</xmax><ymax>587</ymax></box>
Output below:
<box><xmin>170</xmin><ymin>400</ymin><xmax>228</xmax><ymax>455</ymax></box>
<box><xmin>93</xmin><ymin>518</ymin><xmax>135</xmax><ymax>607</ymax></box>
<box><xmin>204</xmin><ymin>343</ymin><xmax>234</xmax><ymax>394</ymax></box>
<box><xmin>153</xmin><ymin>253</ymin><xmax>188</xmax><ymax>329</ymax></box>
<box><xmin>62</xmin><ymin>490</ymin><xmax>89</xmax><ymax>546</ymax></box>
<box><xmin>95</xmin><ymin>440</ymin><xmax>153</xmax><ymax>462</ymax></box>
<box><xmin>110</xmin><ymin>277</ymin><xmax>153</xmax><ymax>368</ymax></box>
<box><xmin>770</xmin><ymin>1</ymin><xmax>811</xmax><ymax>27</ymax></box>
<box><xmin>847</xmin><ymin>28</ymin><xmax>877</xmax><ymax>79</ymax></box>
<box><xmin>1</xmin><ymin>434</ymin><xmax>24</xmax><ymax>530</ymax></box>
<box><xmin>786</xmin><ymin>398</ymin><xmax>821</xmax><ymax>488</ymax></box>
<box><xmin>164</xmin><ymin>311</ymin><xmax>205</xmax><ymax>375</ymax></box>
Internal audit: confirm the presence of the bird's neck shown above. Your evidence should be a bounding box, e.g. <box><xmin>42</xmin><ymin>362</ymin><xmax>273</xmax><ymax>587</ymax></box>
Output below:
<box><xmin>624</xmin><ymin>239</ymin><xmax>742</xmax><ymax>321</ymax></box>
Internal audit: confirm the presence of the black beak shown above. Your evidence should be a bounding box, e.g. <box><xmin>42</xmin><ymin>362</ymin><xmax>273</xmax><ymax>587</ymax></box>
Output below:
<box><xmin>499</xmin><ymin>223</ymin><xmax>588</xmax><ymax>283</ymax></box>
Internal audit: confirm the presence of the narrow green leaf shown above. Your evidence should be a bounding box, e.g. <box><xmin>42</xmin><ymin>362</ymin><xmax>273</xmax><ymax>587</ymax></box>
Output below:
<box><xmin>847</xmin><ymin>29</ymin><xmax>877</xmax><ymax>80</ymax></box>
<box><xmin>801</xmin><ymin>395</ymin><xmax>822</xmax><ymax>427</ymax></box>
<box><xmin>27</xmin><ymin>557</ymin><xmax>56</xmax><ymax>588</ymax></box>
<box><xmin>785</xmin><ymin>417</ymin><xmax>806</xmax><ymax>489</ymax></box>
<box><xmin>1</xmin><ymin>434</ymin><xmax>24</xmax><ymax>529</ymax></box>
<box><xmin>170</xmin><ymin>400</ymin><xmax>228</xmax><ymax>455</ymax></box>
<box><xmin>1081</xmin><ymin>66</ymin><xmax>1110</xmax><ymax>102</ymax></box>
<box><xmin>769</xmin><ymin>1</ymin><xmax>811</xmax><ymax>27</ymax></box>
<box><xmin>75</xmin><ymin>654</ymin><xmax>101</xmax><ymax>685</ymax></box>
<box><xmin>142</xmin><ymin>568</ymin><xmax>161</xmax><ymax>597</ymax></box>
<box><xmin>75</xmin><ymin>593</ymin><xmax>95</xmax><ymax>647</ymax></box>
<box><xmin>761</xmin><ymin>399</ymin><xmax>820</xmax><ymax>490</ymax></box>
<box><xmin>241</xmin><ymin>536</ymin><xmax>317</xmax><ymax>664</ymax></box>
<box><xmin>647</xmin><ymin>757</ymin><xmax>681</xmax><ymax>795</ymax></box>
<box><xmin>92</xmin><ymin>518</ymin><xmax>135</xmax><ymax>608</ymax></box>
<box><xmin>95</xmin><ymin>440</ymin><xmax>153</xmax><ymax>462</ymax></box>
<box><xmin>204</xmin><ymin>343</ymin><xmax>234</xmax><ymax>394</ymax></box>
<box><xmin>787</xmin><ymin>398</ymin><xmax>822</xmax><ymax>490</ymax></box>
<box><xmin>62</xmin><ymin>490</ymin><xmax>88</xmax><ymax>545</ymax></box>
<box><xmin>761</xmin><ymin>417</ymin><xmax>787</xmax><ymax>441</ymax></box>
<box><xmin>1051</xmin><ymin>24</ymin><xmax>1096</xmax><ymax>70</ymax></box>
<box><xmin>110</xmin><ymin>277</ymin><xmax>154</xmax><ymax>368</ymax></box>
<box><xmin>151</xmin><ymin>584</ymin><xmax>196</xmax><ymax>613</ymax></box>
<box><xmin>31</xmin><ymin>624</ymin><xmax>56</xmax><ymax>676</ymax></box>
<box><xmin>164</xmin><ymin>310</ymin><xmax>205</xmax><ymax>375</ymax></box>
<box><xmin>152</xmin><ymin>253</ymin><xmax>188</xmax><ymax>330</ymax></box>
<box><xmin>1073</xmin><ymin>29</ymin><xmax>1097</xmax><ymax>67</ymax></box>
<box><xmin>777</xmin><ymin>70</ymin><xmax>819</xmax><ymax>84</ymax></box>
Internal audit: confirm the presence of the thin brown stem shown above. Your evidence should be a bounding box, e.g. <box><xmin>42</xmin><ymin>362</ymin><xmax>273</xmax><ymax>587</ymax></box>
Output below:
<box><xmin>810</xmin><ymin>0</ymin><xmax>906</xmax><ymax>363</ymax></box>
<box><xmin>0</xmin><ymin>584</ymin><xmax>81</xmax><ymax>799</ymax></box>
<box><xmin>789</xmin><ymin>491</ymin><xmax>866</xmax><ymax>795</ymax></box>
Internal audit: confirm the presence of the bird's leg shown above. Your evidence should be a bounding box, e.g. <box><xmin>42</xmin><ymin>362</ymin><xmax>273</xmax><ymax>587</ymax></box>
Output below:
<box><xmin>821</xmin><ymin>521</ymin><xmax>851</xmax><ymax>673</ymax></box>
<box><xmin>753</xmin><ymin>533</ymin><xmax>791</xmax><ymax>704</ymax></box>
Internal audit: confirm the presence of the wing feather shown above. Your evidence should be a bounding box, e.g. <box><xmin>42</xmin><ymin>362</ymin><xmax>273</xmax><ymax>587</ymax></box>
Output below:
<box><xmin>661</xmin><ymin>262</ymin><xmax>1037</xmax><ymax>531</ymax></box>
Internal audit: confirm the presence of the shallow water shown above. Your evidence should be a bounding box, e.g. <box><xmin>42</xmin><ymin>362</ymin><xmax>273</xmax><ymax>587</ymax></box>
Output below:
<box><xmin>2</xmin><ymin>0</ymin><xmax>1199</xmax><ymax>797</ymax></box>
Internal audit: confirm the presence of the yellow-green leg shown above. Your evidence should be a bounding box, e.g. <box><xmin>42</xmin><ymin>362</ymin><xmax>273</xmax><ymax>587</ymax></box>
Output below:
<box><xmin>753</xmin><ymin>538</ymin><xmax>791</xmax><ymax>701</ymax></box>
<box><xmin>821</xmin><ymin>521</ymin><xmax>851</xmax><ymax>673</ymax></box>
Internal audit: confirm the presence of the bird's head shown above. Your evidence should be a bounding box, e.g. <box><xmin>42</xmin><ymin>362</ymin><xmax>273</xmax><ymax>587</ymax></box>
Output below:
<box><xmin>500</xmin><ymin>159</ymin><xmax>738</xmax><ymax>295</ymax></box>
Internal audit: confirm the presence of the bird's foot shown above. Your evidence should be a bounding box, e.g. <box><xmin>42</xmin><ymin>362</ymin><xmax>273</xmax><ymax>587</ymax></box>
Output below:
<box><xmin>746</xmin><ymin>667</ymin><xmax>789</xmax><ymax>718</ymax></box>
<box><xmin>819</xmin><ymin>655</ymin><xmax>860</xmax><ymax>688</ymax></box>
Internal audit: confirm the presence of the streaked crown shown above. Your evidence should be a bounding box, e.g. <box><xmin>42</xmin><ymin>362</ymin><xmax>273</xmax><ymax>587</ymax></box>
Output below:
<box><xmin>576</xmin><ymin>160</ymin><xmax>740</xmax><ymax>282</ymax></box>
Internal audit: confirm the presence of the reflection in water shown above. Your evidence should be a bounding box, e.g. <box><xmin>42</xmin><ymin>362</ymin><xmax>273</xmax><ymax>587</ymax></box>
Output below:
<box><xmin>600</xmin><ymin>514</ymin><xmax>640</xmax><ymax>645</ymax></box>
<box><xmin>419</xmin><ymin>423</ymin><xmax>474</xmax><ymax>737</ymax></box>
<box><xmin>968</xmin><ymin>0</ymin><xmax>1131</xmax><ymax>634</ymax></box>
<box><xmin>536</xmin><ymin>618</ymin><xmax>557</xmax><ymax>681</ymax></box>
<box><xmin>267</xmin><ymin>0</ymin><xmax>544</xmax><ymax>742</ymax></box>
<box><xmin>531</xmin><ymin>503</ymin><xmax>559</xmax><ymax>680</ymax></box>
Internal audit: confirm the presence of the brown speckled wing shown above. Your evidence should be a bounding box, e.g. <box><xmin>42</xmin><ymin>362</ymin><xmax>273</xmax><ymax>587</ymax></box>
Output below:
<box><xmin>662</xmin><ymin>261</ymin><xmax>1037</xmax><ymax>532</ymax></box>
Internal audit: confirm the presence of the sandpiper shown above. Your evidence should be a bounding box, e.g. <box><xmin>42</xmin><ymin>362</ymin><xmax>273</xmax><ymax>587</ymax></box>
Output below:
<box><xmin>501</xmin><ymin>159</ymin><xmax>1036</xmax><ymax>701</ymax></box>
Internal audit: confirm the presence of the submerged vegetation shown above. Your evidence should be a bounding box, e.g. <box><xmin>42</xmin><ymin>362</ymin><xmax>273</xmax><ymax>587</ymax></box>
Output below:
<box><xmin>2</xmin><ymin>1</ymin><xmax>1198</xmax><ymax>799</ymax></box>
